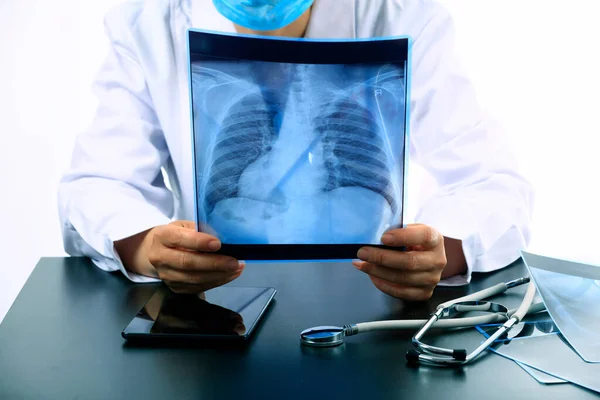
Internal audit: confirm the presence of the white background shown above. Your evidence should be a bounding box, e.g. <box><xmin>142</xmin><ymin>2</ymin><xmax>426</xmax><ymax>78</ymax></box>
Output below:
<box><xmin>0</xmin><ymin>0</ymin><xmax>599</xmax><ymax>323</ymax></box>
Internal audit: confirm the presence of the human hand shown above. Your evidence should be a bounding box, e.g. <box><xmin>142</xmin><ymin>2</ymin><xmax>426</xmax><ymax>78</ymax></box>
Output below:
<box><xmin>153</xmin><ymin>291</ymin><xmax>246</xmax><ymax>336</ymax></box>
<box><xmin>116</xmin><ymin>220</ymin><xmax>244</xmax><ymax>294</ymax></box>
<box><xmin>148</xmin><ymin>221</ymin><xmax>245</xmax><ymax>293</ymax></box>
<box><xmin>352</xmin><ymin>224</ymin><xmax>447</xmax><ymax>301</ymax></box>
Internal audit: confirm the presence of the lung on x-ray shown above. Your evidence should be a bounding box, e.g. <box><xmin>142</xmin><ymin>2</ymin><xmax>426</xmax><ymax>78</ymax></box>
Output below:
<box><xmin>188</xmin><ymin>30</ymin><xmax>411</xmax><ymax>259</ymax></box>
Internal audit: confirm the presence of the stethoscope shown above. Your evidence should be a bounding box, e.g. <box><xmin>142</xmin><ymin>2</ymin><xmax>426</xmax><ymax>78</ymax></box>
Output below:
<box><xmin>300</xmin><ymin>276</ymin><xmax>546</xmax><ymax>367</ymax></box>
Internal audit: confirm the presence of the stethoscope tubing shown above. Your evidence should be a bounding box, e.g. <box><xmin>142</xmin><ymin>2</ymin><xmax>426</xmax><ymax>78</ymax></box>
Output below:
<box><xmin>299</xmin><ymin>276</ymin><xmax>545</xmax><ymax>353</ymax></box>
<box><xmin>436</xmin><ymin>277</ymin><xmax>531</xmax><ymax>310</ymax></box>
<box><xmin>351</xmin><ymin>301</ymin><xmax>545</xmax><ymax>334</ymax></box>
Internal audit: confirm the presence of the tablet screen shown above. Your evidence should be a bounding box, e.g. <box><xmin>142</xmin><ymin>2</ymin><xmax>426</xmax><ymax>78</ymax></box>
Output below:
<box><xmin>188</xmin><ymin>30</ymin><xmax>411</xmax><ymax>260</ymax></box>
<box><xmin>122</xmin><ymin>286</ymin><xmax>276</xmax><ymax>339</ymax></box>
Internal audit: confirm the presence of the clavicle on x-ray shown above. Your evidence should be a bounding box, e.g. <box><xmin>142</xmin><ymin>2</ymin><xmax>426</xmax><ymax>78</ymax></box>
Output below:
<box><xmin>190</xmin><ymin>59</ymin><xmax>407</xmax><ymax>245</ymax></box>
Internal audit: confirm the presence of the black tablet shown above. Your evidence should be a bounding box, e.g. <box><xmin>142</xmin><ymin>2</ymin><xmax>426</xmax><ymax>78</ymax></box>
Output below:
<box><xmin>122</xmin><ymin>285</ymin><xmax>276</xmax><ymax>342</ymax></box>
<box><xmin>187</xmin><ymin>29</ymin><xmax>412</xmax><ymax>260</ymax></box>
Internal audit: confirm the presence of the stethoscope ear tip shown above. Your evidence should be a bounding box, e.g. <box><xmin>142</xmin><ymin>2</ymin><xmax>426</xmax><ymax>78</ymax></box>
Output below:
<box><xmin>453</xmin><ymin>349</ymin><xmax>467</xmax><ymax>361</ymax></box>
<box><xmin>405</xmin><ymin>349</ymin><xmax>421</xmax><ymax>365</ymax></box>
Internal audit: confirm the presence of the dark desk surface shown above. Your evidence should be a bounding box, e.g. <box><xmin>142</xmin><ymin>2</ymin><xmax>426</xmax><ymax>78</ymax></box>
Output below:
<box><xmin>0</xmin><ymin>257</ymin><xmax>597</xmax><ymax>400</ymax></box>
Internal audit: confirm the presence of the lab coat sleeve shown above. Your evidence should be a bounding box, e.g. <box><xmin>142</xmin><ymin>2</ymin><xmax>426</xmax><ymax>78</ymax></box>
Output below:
<box><xmin>408</xmin><ymin>7</ymin><xmax>534</xmax><ymax>286</ymax></box>
<box><xmin>58</xmin><ymin>5</ymin><xmax>171</xmax><ymax>283</ymax></box>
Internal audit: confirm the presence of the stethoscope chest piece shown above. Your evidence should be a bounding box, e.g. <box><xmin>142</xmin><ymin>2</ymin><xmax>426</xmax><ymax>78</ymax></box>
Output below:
<box><xmin>300</xmin><ymin>326</ymin><xmax>345</xmax><ymax>347</ymax></box>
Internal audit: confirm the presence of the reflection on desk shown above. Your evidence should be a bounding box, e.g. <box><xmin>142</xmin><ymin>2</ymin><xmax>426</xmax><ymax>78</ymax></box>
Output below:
<box><xmin>141</xmin><ymin>287</ymin><xmax>246</xmax><ymax>335</ymax></box>
<box><xmin>1</xmin><ymin>257</ymin><xmax>598</xmax><ymax>400</ymax></box>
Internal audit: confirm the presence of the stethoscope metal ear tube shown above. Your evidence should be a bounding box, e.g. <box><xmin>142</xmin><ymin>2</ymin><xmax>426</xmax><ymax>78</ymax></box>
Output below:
<box><xmin>300</xmin><ymin>276</ymin><xmax>544</xmax><ymax>367</ymax></box>
<box><xmin>410</xmin><ymin>301</ymin><xmax>510</xmax><ymax>362</ymax></box>
<box><xmin>409</xmin><ymin>281</ymin><xmax>538</xmax><ymax>366</ymax></box>
<box><xmin>434</xmin><ymin>276</ymin><xmax>530</xmax><ymax>311</ymax></box>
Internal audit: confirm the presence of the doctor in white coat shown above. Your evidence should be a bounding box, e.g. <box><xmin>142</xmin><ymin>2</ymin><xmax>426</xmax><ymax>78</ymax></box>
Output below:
<box><xmin>58</xmin><ymin>0</ymin><xmax>534</xmax><ymax>300</ymax></box>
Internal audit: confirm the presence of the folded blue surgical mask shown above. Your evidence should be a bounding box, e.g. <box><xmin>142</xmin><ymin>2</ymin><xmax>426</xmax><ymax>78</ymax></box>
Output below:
<box><xmin>213</xmin><ymin>0</ymin><xmax>315</xmax><ymax>31</ymax></box>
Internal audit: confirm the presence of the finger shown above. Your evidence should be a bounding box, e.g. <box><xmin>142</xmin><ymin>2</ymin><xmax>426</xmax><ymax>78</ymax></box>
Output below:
<box><xmin>166</xmin><ymin>270</ymin><xmax>244</xmax><ymax>294</ymax></box>
<box><xmin>170</xmin><ymin>220</ymin><xmax>197</xmax><ymax>230</ymax></box>
<box><xmin>234</xmin><ymin>322</ymin><xmax>247</xmax><ymax>335</ymax></box>
<box><xmin>356</xmin><ymin>247</ymin><xmax>445</xmax><ymax>272</ymax></box>
<box><xmin>150</xmin><ymin>248</ymin><xmax>244</xmax><ymax>273</ymax></box>
<box><xmin>156</xmin><ymin>225</ymin><xmax>221</xmax><ymax>252</ymax></box>
<box><xmin>353</xmin><ymin>261</ymin><xmax>441</xmax><ymax>288</ymax></box>
<box><xmin>369</xmin><ymin>276</ymin><xmax>434</xmax><ymax>301</ymax></box>
<box><xmin>380</xmin><ymin>225</ymin><xmax>441</xmax><ymax>250</ymax></box>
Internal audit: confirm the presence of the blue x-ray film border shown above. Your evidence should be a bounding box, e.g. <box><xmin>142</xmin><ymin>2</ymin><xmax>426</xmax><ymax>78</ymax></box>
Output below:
<box><xmin>187</xmin><ymin>31</ymin><xmax>197</xmax><ymax>239</ymax></box>
<box><xmin>515</xmin><ymin>362</ymin><xmax>568</xmax><ymax>385</ymax></box>
<box><xmin>186</xmin><ymin>29</ymin><xmax>412</xmax><ymax>261</ymax></box>
<box><xmin>403</xmin><ymin>40</ymin><xmax>413</xmax><ymax>229</ymax></box>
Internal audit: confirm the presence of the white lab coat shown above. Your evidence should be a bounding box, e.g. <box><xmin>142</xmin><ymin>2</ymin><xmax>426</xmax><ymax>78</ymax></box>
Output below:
<box><xmin>58</xmin><ymin>0</ymin><xmax>534</xmax><ymax>286</ymax></box>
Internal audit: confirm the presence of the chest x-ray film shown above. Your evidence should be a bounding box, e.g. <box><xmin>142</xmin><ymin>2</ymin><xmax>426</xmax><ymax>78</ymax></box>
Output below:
<box><xmin>187</xmin><ymin>30</ymin><xmax>411</xmax><ymax>260</ymax></box>
<box><xmin>476</xmin><ymin>320</ymin><xmax>567</xmax><ymax>384</ymax></box>
<box><xmin>489</xmin><ymin>331</ymin><xmax>600</xmax><ymax>394</ymax></box>
<box><xmin>521</xmin><ymin>251</ymin><xmax>600</xmax><ymax>363</ymax></box>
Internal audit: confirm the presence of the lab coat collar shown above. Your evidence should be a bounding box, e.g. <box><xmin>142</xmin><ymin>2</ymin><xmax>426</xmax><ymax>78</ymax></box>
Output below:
<box><xmin>304</xmin><ymin>0</ymin><xmax>356</xmax><ymax>39</ymax></box>
<box><xmin>192</xmin><ymin>0</ymin><xmax>237</xmax><ymax>33</ymax></box>
<box><xmin>191</xmin><ymin>0</ymin><xmax>358</xmax><ymax>38</ymax></box>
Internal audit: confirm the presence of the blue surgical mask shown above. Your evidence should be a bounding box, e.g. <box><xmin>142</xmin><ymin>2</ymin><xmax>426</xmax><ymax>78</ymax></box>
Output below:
<box><xmin>213</xmin><ymin>0</ymin><xmax>315</xmax><ymax>31</ymax></box>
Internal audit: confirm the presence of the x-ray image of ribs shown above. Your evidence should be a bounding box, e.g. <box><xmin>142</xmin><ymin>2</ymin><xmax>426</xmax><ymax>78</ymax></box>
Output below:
<box><xmin>192</xmin><ymin>62</ymin><xmax>406</xmax><ymax>244</ymax></box>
